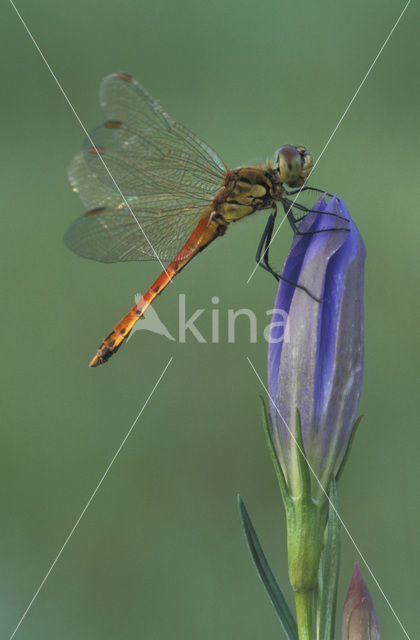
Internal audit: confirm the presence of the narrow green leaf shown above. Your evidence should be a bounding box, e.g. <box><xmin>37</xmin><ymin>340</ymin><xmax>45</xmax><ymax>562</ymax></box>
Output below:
<box><xmin>336</xmin><ymin>415</ymin><xmax>363</xmax><ymax>483</ymax></box>
<box><xmin>318</xmin><ymin>477</ymin><xmax>340</xmax><ymax>640</ymax></box>
<box><xmin>238</xmin><ymin>495</ymin><xmax>298</xmax><ymax>640</ymax></box>
<box><xmin>259</xmin><ymin>395</ymin><xmax>290</xmax><ymax>507</ymax></box>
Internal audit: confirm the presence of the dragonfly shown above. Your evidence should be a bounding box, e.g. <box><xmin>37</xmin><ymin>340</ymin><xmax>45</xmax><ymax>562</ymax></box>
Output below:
<box><xmin>66</xmin><ymin>72</ymin><xmax>344</xmax><ymax>367</ymax></box>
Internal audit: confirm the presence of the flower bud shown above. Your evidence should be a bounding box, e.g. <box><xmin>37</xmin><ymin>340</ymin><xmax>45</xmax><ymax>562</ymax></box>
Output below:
<box><xmin>268</xmin><ymin>196</ymin><xmax>366</xmax><ymax>498</ymax></box>
<box><xmin>342</xmin><ymin>564</ymin><xmax>381</xmax><ymax>640</ymax></box>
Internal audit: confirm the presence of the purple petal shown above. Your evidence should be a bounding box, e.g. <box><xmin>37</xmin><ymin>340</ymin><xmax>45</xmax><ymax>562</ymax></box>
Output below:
<box><xmin>268</xmin><ymin>196</ymin><xmax>366</xmax><ymax>494</ymax></box>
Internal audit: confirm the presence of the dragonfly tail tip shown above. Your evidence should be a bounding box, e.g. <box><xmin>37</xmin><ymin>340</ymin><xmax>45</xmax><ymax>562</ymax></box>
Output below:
<box><xmin>89</xmin><ymin>355</ymin><xmax>101</xmax><ymax>368</ymax></box>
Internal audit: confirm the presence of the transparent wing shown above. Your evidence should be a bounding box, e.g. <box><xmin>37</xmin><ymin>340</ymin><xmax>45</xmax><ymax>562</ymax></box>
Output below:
<box><xmin>66</xmin><ymin>152</ymin><xmax>207</xmax><ymax>262</ymax></box>
<box><xmin>88</xmin><ymin>72</ymin><xmax>227</xmax><ymax>197</ymax></box>
<box><xmin>66</xmin><ymin>72</ymin><xmax>227</xmax><ymax>263</ymax></box>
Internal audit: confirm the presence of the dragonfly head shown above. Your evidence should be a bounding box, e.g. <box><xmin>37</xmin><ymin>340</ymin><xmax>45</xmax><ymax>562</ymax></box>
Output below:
<box><xmin>275</xmin><ymin>145</ymin><xmax>313</xmax><ymax>187</ymax></box>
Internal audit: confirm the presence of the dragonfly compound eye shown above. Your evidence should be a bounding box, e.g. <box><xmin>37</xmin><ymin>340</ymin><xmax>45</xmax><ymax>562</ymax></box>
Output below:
<box><xmin>276</xmin><ymin>145</ymin><xmax>313</xmax><ymax>187</ymax></box>
<box><xmin>299</xmin><ymin>148</ymin><xmax>313</xmax><ymax>184</ymax></box>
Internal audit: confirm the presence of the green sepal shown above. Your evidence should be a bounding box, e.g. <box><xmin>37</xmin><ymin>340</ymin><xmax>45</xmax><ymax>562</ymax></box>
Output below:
<box><xmin>294</xmin><ymin>408</ymin><xmax>312</xmax><ymax>500</ymax></box>
<box><xmin>238</xmin><ymin>495</ymin><xmax>298</xmax><ymax>640</ymax></box>
<box><xmin>259</xmin><ymin>395</ymin><xmax>291</xmax><ymax>507</ymax></box>
<box><xmin>317</xmin><ymin>477</ymin><xmax>340</xmax><ymax>640</ymax></box>
<box><xmin>336</xmin><ymin>415</ymin><xmax>363</xmax><ymax>483</ymax></box>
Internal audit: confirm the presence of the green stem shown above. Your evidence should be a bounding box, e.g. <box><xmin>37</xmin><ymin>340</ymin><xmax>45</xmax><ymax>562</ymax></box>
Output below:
<box><xmin>294</xmin><ymin>589</ymin><xmax>315</xmax><ymax>640</ymax></box>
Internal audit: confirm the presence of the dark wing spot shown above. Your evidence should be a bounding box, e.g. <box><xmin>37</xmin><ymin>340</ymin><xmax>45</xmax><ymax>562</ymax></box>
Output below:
<box><xmin>87</xmin><ymin>146</ymin><xmax>105</xmax><ymax>155</ymax></box>
<box><xmin>86</xmin><ymin>207</ymin><xmax>106</xmax><ymax>217</ymax></box>
<box><xmin>116</xmin><ymin>72</ymin><xmax>132</xmax><ymax>82</ymax></box>
<box><xmin>105</xmin><ymin>120</ymin><xmax>123</xmax><ymax>129</ymax></box>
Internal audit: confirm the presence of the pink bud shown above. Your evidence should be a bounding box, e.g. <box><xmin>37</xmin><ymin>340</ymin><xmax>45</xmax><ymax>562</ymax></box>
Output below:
<box><xmin>342</xmin><ymin>564</ymin><xmax>381</xmax><ymax>640</ymax></box>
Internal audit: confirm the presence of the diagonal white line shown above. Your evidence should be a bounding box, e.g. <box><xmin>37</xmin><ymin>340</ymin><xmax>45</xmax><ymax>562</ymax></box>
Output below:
<box><xmin>246</xmin><ymin>0</ymin><xmax>412</xmax><ymax>284</ymax></box>
<box><xmin>246</xmin><ymin>356</ymin><xmax>412</xmax><ymax>640</ymax></box>
<box><xmin>9</xmin><ymin>0</ymin><xmax>172</xmax><ymax>281</ymax></box>
<box><xmin>8</xmin><ymin>357</ymin><xmax>173</xmax><ymax>640</ymax></box>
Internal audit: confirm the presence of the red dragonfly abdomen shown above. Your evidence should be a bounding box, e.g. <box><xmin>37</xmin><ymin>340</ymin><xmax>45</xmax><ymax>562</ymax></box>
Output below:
<box><xmin>89</xmin><ymin>212</ymin><xmax>226</xmax><ymax>367</ymax></box>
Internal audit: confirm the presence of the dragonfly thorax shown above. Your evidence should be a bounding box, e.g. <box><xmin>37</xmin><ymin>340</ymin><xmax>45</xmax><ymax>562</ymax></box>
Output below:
<box><xmin>216</xmin><ymin>167</ymin><xmax>281</xmax><ymax>223</ymax></box>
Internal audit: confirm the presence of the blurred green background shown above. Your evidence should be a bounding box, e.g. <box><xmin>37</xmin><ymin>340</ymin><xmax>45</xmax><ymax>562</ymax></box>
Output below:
<box><xmin>1</xmin><ymin>0</ymin><xmax>419</xmax><ymax>637</ymax></box>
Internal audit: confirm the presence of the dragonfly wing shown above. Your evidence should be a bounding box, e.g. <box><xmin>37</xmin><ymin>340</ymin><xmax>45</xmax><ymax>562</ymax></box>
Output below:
<box><xmin>68</xmin><ymin>151</ymin><xmax>121</xmax><ymax>210</ymax></box>
<box><xmin>66</xmin><ymin>152</ymin><xmax>207</xmax><ymax>263</ymax></box>
<box><xmin>66</xmin><ymin>73</ymin><xmax>227</xmax><ymax>264</ymax></box>
<box><xmin>83</xmin><ymin>72</ymin><xmax>227</xmax><ymax>198</ymax></box>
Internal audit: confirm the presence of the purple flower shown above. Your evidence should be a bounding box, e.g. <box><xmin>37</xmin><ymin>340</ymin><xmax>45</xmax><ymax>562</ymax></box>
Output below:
<box><xmin>342</xmin><ymin>564</ymin><xmax>381</xmax><ymax>640</ymax></box>
<box><xmin>267</xmin><ymin>196</ymin><xmax>366</xmax><ymax>498</ymax></box>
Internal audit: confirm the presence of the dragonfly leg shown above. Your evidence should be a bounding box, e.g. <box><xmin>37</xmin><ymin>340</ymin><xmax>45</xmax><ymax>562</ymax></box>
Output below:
<box><xmin>256</xmin><ymin>206</ymin><xmax>277</xmax><ymax>275</ymax></box>
<box><xmin>286</xmin><ymin>186</ymin><xmax>337</xmax><ymax>199</ymax></box>
<box><xmin>284</xmin><ymin>198</ymin><xmax>349</xmax><ymax>223</ymax></box>
<box><xmin>283</xmin><ymin>201</ymin><xmax>350</xmax><ymax>233</ymax></box>
<box><xmin>256</xmin><ymin>207</ymin><xmax>322</xmax><ymax>302</ymax></box>
<box><xmin>282</xmin><ymin>201</ymin><xmax>300</xmax><ymax>234</ymax></box>
<box><xmin>295</xmin><ymin>227</ymin><xmax>350</xmax><ymax>236</ymax></box>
